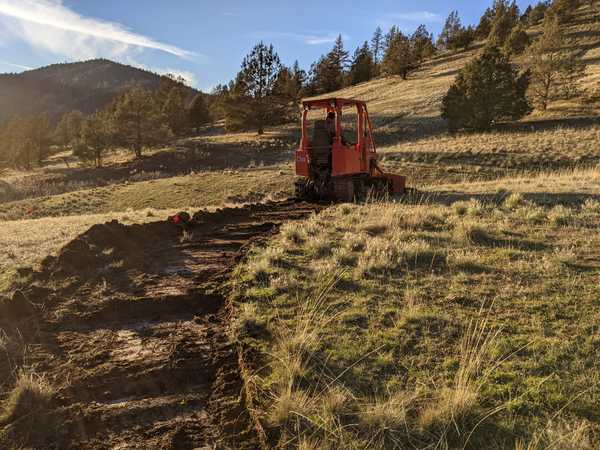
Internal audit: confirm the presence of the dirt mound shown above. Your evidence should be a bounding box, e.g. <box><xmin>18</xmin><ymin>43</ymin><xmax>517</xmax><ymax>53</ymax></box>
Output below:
<box><xmin>1</xmin><ymin>200</ymin><xmax>322</xmax><ymax>449</ymax></box>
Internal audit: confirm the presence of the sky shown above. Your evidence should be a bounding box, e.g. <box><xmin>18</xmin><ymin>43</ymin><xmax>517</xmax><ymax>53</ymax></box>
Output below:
<box><xmin>0</xmin><ymin>0</ymin><xmax>540</xmax><ymax>92</ymax></box>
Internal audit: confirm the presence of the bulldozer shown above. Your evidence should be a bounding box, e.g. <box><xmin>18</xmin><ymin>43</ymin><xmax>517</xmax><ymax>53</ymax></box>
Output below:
<box><xmin>295</xmin><ymin>98</ymin><xmax>406</xmax><ymax>202</ymax></box>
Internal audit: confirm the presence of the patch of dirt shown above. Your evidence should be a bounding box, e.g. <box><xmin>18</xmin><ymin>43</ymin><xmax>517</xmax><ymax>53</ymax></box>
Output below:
<box><xmin>0</xmin><ymin>199</ymin><xmax>322</xmax><ymax>449</ymax></box>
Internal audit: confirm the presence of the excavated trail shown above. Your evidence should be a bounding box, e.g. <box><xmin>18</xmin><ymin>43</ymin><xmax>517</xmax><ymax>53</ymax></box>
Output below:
<box><xmin>3</xmin><ymin>200</ymin><xmax>321</xmax><ymax>450</ymax></box>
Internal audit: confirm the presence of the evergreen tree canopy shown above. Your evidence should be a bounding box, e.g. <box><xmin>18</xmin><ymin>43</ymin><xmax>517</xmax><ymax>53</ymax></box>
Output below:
<box><xmin>370</xmin><ymin>26</ymin><xmax>384</xmax><ymax>65</ymax></box>
<box><xmin>382</xmin><ymin>31</ymin><xmax>417</xmax><ymax>79</ymax></box>
<box><xmin>411</xmin><ymin>25</ymin><xmax>436</xmax><ymax>62</ymax></box>
<box><xmin>438</xmin><ymin>11</ymin><xmax>463</xmax><ymax>50</ymax></box>
<box><xmin>442</xmin><ymin>46</ymin><xmax>531</xmax><ymax>131</ymax></box>
<box><xmin>350</xmin><ymin>42</ymin><xmax>375</xmax><ymax>85</ymax></box>
<box><xmin>188</xmin><ymin>93</ymin><xmax>211</xmax><ymax>133</ymax></box>
<box><xmin>111</xmin><ymin>87</ymin><xmax>170</xmax><ymax>157</ymax></box>
<box><xmin>225</xmin><ymin>42</ymin><xmax>293</xmax><ymax>134</ymax></box>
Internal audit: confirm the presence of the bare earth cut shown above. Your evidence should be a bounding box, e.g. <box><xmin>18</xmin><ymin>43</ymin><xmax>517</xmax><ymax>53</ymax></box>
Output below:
<box><xmin>0</xmin><ymin>200</ymin><xmax>321</xmax><ymax>449</ymax></box>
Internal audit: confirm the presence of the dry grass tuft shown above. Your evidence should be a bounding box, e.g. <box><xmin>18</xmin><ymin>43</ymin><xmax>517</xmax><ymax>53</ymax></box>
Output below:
<box><xmin>547</xmin><ymin>205</ymin><xmax>572</xmax><ymax>227</ymax></box>
<box><xmin>504</xmin><ymin>193</ymin><xmax>526</xmax><ymax>210</ymax></box>
<box><xmin>0</xmin><ymin>370</ymin><xmax>54</xmax><ymax>425</ymax></box>
<box><xmin>452</xmin><ymin>220</ymin><xmax>494</xmax><ymax>246</ymax></box>
<box><xmin>452</xmin><ymin>199</ymin><xmax>486</xmax><ymax>218</ymax></box>
<box><xmin>516</xmin><ymin>419</ymin><xmax>593</xmax><ymax>450</ymax></box>
<box><xmin>358</xmin><ymin>392</ymin><xmax>411</xmax><ymax>433</ymax></box>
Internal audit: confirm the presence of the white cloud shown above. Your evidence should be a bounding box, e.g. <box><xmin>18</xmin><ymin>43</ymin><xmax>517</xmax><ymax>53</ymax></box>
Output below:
<box><xmin>386</xmin><ymin>11</ymin><xmax>444</xmax><ymax>23</ymax></box>
<box><xmin>0</xmin><ymin>59</ymin><xmax>33</xmax><ymax>71</ymax></box>
<box><xmin>253</xmin><ymin>31</ymin><xmax>349</xmax><ymax>46</ymax></box>
<box><xmin>0</xmin><ymin>0</ymin><xmax>195</xmax><ymax>60</ymax></box>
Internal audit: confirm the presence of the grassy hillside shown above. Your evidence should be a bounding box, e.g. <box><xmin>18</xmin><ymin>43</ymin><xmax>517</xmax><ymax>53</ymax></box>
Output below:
<box><xmin>313</xmin><ymin>3</ymin><xmax>600</xmax><ymax>188</ymax></box>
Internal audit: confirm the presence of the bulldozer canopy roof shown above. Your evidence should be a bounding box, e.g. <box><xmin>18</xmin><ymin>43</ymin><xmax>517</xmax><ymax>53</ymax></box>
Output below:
<box><xmin>302</xmin><ymin>98</ymin><xmax>366</xmax><ymax>110</ymax></box>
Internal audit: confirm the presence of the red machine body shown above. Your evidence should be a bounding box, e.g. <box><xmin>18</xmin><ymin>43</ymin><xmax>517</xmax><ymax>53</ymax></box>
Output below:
<box><xmin>295</xmin><ymin>98</ymin><xmax>405</xmax><ymax>201</ymax></box>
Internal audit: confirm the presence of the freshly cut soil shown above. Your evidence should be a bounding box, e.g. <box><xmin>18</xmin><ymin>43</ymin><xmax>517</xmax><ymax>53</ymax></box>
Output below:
<box><xmin>0</xmin><ymin>199</ymin><xmax>322</xmax><ymax>450</ymax></box>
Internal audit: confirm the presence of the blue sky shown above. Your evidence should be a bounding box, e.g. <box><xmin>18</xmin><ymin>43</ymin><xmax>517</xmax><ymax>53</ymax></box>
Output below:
<box><xmin>0</xmin><ymin>0</ymin><xmax>539</xmax><ymax>91</ymax></box>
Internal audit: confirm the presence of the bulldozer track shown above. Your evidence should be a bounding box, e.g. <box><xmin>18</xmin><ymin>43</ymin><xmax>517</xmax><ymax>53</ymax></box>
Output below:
<box><xmin>1</xmin><ymin>199</ymin><xmax>323</xmax><ymax>450</ymax></box>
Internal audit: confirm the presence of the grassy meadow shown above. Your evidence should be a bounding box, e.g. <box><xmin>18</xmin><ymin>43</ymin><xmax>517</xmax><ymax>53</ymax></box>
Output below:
<box><xmin>0</xmin><ymin>166</ymin><xmax>293</xmax><ymax>294</ymax></box>
<box><xmin>231</xmin><ymin>169</ymin><xmax>600</xmax><ymax>449</ymax></box>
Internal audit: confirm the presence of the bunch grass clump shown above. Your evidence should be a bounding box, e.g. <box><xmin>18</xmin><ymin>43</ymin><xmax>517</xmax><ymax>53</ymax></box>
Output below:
<box><xmin>1</xmin><ymin>370</ymin><xmax>54</xmax><ymax>425</ymax></box>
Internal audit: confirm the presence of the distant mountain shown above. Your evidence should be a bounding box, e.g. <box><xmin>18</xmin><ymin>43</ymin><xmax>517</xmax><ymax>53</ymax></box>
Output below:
<box><xmin>0</xmin><ymin>59</ymin><xmax>197</xmax><ymax>122</ymax></box>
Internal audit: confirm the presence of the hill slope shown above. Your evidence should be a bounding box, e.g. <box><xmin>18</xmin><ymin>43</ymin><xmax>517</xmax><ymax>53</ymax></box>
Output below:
<box><xmin>0</xmin><ymin>59</ymin><xmax>197</xmax><ymax>122</ymax></box>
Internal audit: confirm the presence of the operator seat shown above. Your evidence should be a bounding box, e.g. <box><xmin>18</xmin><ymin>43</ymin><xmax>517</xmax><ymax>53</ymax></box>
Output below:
<box><xmin>310</xmin><ymin>120</ymin><xmax>332</xmax><ymax>181</ymax></box>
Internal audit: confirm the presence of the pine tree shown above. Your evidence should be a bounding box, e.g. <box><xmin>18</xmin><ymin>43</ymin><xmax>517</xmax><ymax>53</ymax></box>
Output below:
<box><xmin>528</xmin><ymin>1</ymin><xmax>550</xmax><ymax>25</ymax></box>
<box><xmin>291</xmin><ymin>61</ymin><xmax>307</xmax><ymax>96</ymax></box>
<box><xmin>111</xmin><ymin>87</ymin><xmax>170</xmax><ymax>157</ymax></box>
<box><xmin>548</xmin><ymin>0</ymin><xmax>581</xmax><ymax>23</ymax></box>
<box><xmin>411</xmin><ymin>25</ymin><xmax>436</xmax><ymax>62</ymax></box>
<box><xmin>350</xmin><ymin>42</ymin><xmax>375</xmax><ymax>85</ymax></box>
<box><xmin>76</xmin><ymin>111</ymin><xmax>112</xmax><ymax>168</ymax></box>
<box><xmin>225</xmin><ymin>42</ymin><xmax>288</xmax><ymax>134</ymax></box>
<box><xmin>488</xmin><ymin>0</ymin><xmax>520</xmax><ymax>47</ymax></box>
<box><xmin>330</xmin><ymin>34</ymin><xmax>350</xmax><ymax>72</ymax></box>
<box><xmin>453</xmin><ymin>26</ymin><xmax>476</xmax><ymax>51</ymax></box>
<box><xmin>442</xmin><ymin>46</ymin><xmax>531</xmax><ymax>131</ymax></box>
<box><xmin>371</xmin><ymin>26</ymin><xmax>384</xmax><ymax>65</ymax></box>
<box><xmin>476</xmin><ymin>7</ymin><xmax>495</xmax><ymax>40</ymax></box>
<box><xmin>54</xmin><ymin>111</ymin><xmax>83</xmax><ymax>150</ymax></box>
<box><xmin>384</xmin><ymin>26</ymin><xmax>400</xmax><ymax>54</ymax></box>
<box><xmin>438</xmin><ymin>11</ymin><xmax>463</xmax><ymax>50</ymax></box>
<box><xmin>188</xmin><ymin>93</ymin><xmax>211</xmax><ymax>133</ymax></box>
<box><xmin>309</xmin><ymin>36</ymin><xmax>350</xmax><ymax>94</ymax></box>
<box><xmin>30</xmin><ymin>113</ymin><xmax>52</xmax><ymax>166</ymax></box>
<box><xmin>162</xmin><ymin>87</ymin><xmax>188</xmax><ymax>135</ymax></box>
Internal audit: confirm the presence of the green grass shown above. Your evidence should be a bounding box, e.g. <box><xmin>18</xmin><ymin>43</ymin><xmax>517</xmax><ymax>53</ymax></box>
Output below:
<box><xmin>0</xmin><ymin>166</ymin><xmax>294</xmax><ymax>221</ymax></box>
<box><xmin>231</xmin><ymin>192</ymin><xmax>600</xmax><ymax>449</ymax></box>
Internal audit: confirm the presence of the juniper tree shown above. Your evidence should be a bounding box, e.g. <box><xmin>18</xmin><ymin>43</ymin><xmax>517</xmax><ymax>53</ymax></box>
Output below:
<box><xmin>442</xmin><ymin>46</ymin><xmax>531</xmax><ymax>131</ymax></box>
